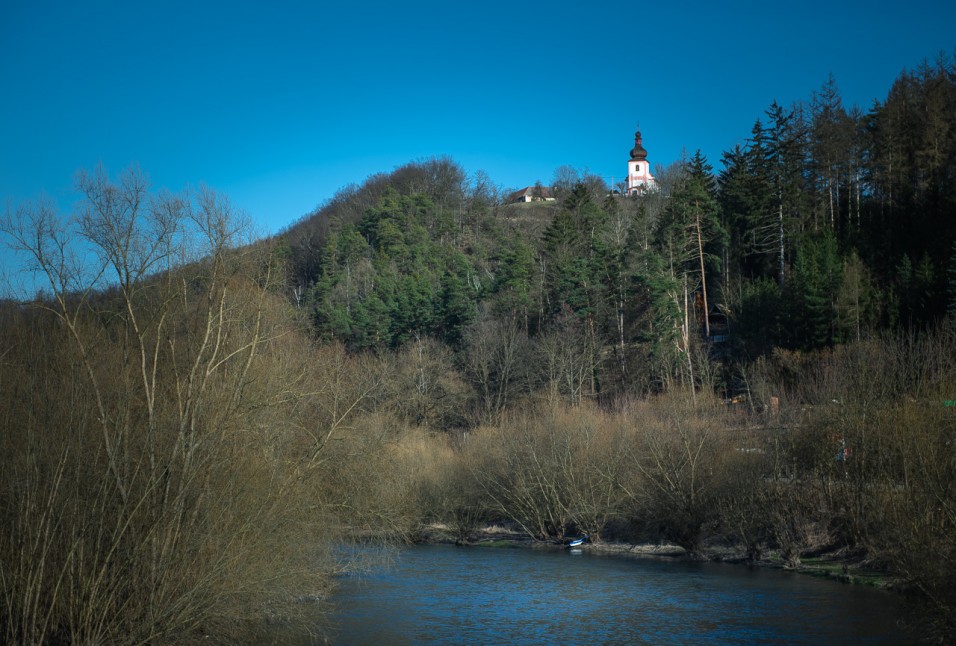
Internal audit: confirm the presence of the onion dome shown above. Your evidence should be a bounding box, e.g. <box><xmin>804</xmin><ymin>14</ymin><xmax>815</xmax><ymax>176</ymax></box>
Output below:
<box><xmin>629</xmin><ymin>131</ymin><xmax>648</xmax><ymax>161</ymax></box>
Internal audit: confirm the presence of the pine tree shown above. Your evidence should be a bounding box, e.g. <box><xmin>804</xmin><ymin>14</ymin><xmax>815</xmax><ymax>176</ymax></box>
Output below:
<box><xmin>810</xmin><ymin>74</ymin><xmax>854</xmax><ymax>233</ymax></box>
<box><xmin>759</xmin><ymin>101</ymin><xmax>809</xmax><ymax>287</ymax></box>
<box><xmin>719</xmin><ymin>128</ymin><xmax>776</xmax><ymax>282</ymax></box>
<box><xmin>595</xmin><ymin>200</ymin><xmax>647</xmax><ymax>383</ymax></box>
<box><xmin>948</xmin><ymin>240</ymin><xmax>956</xmax><ymax>316</ymax></box>
<box><xmin>658</xmin><ymin>150</ymin><xmax>724</xmax><ymax>337</ymax></box>
<box><xmin>540</xmin><ymin>185</ymin><xmax>606</xmax><ymax>321</ymax></box>
<box><xmin>788</xmin><ymin>230</ymin><xmax>842</xmax><ymax>349</ymax></box>
<box><xmin>894</xmin><ymin>254</ymin><xmax>914</xmax><ymax>329</ymax></box>
<box><xmin>734</xmin><ymin>277</ymin><xmax>784</xmax><ymax>356</ymax></box>
<box><xmin>835</xmin><ymin>251</ymin><xmax>875</xmax><ymax>342</ymax></box>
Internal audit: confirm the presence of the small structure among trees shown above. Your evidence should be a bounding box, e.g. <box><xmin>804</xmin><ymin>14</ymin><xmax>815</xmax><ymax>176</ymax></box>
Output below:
<box><xmin>506</xmin><ymin>183</ymin><xmax>556</xmax><ymax>204</ymax></box>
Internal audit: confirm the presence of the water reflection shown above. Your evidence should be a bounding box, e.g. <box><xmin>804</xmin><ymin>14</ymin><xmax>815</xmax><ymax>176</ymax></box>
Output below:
<box><xmin>325</xmin><ymin>544</ymin><xmax>912</xmax><ymax>644</ymax></box>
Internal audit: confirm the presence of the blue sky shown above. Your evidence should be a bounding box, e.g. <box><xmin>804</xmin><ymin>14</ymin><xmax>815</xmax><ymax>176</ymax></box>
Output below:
<box><xmin>1</xmin><ymin>0</ymin><xmax>954</xmax><ymax>290</ymax></box>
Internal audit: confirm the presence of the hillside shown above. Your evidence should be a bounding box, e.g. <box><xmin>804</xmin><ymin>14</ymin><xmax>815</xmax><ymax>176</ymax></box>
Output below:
<box><xmin>2</xmin><ymin>55</ymin><xmax>955</xmax><ymax>643</ymax></box>
<box><xmin>274</xmin><ymin>56</ymin><xmax>956</xmax><ymax>416</ymax></box>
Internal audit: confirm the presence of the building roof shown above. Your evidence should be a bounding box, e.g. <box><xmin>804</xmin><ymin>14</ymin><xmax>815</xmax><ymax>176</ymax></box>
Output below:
<box><xmin>629</xmin><ymin>130</ymin><xmax>648</xmax><ymax>161</ymax></box>
<box><xmin>506</xmin><ymin>185</ymin><xmax>555</xmax><ymax>203</ymax></box>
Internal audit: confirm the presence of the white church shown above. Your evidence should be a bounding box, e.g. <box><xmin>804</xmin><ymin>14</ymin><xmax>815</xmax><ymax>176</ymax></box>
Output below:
<box><xmin>506</xmin><ymin>128</ymin><xmax>657</xmax><ymax>203</ymax></box>
<box><xmin>625</xmin><ymin>129</ymin><xmax>656</xmax><ymax>195</ymax></box>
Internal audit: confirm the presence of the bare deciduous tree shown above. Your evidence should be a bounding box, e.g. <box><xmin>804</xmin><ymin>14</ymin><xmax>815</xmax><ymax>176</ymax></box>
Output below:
<box><xmin>0</xmin><ymin>168</ymin><xmax>331</xmax><ymax>643</ymax></box>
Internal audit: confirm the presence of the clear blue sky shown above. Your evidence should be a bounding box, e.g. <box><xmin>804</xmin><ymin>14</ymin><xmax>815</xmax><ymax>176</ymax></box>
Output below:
<box><xmin>1</xmin><ymin>0</ymin><xmax>954</xmax><ymax>290</ymax></box>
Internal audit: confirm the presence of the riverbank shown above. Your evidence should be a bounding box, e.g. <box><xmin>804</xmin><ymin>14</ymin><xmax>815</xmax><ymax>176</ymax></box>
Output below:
<box><xmin>417</xmin><ymin>523</ymin><xmax>899</xmax><ymax>590</ymax></box>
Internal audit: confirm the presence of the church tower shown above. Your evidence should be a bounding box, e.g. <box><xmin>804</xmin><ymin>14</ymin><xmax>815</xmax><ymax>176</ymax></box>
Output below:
<box><xmin>626</xmin><ymin>130</ymin><xmax>656</xmax><ymax>195</ymax></box>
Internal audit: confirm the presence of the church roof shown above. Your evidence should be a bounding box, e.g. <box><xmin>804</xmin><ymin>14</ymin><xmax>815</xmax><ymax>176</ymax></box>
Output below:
<box><xmin>629</xmin><ymin>130</ymin><xmax>648</xmax><ymax>161</ymax></box>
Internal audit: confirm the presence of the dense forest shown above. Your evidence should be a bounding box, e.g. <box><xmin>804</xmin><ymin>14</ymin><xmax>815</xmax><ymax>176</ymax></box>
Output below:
<box><xmin>2</xmin><ymin>56</ymin><xmax>955</xmax><ymax>643</ymax></box>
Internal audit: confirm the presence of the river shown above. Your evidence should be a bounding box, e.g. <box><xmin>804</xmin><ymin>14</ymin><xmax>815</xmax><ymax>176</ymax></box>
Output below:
<box><xmin>321</xmin><ymin>543</ymin><xmax>914</xmax><ymax>644</ymax></box>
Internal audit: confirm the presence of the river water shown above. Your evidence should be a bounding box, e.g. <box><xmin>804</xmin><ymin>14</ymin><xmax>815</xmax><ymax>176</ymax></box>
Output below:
<box><xmin>323</xmin><ymin>543</ymin><xmax>914</xmax><ymax>644</ymax></box>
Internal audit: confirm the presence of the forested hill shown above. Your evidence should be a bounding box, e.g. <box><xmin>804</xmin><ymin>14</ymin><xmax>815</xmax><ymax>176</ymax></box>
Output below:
<box><xmin>3</xmin><ymin>55</ymin><xmax>955</xmax><ymax>644</ymax></box>
<box><xmin>278</xmin><ymin>57</ymin><xmax>956</xmax><ymax>409</ymax></box>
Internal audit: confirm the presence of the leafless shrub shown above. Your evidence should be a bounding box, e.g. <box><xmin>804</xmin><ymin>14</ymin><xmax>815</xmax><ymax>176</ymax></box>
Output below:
<box><xmin>621</xmin><ymin>390</ymin><xmax>732</xmax><ymax>557</ymax></box>
<box><xmin>382</xmin><ymin>337</ymin><xmax>471</xmax><ymax>430</ymax></box>
<box><xmin>752</xmin><ymin>327</ymin><xmax>956</xmax><ymax>636</ymax></box>
<box><xmin>464</xmin><ymin>402</ymin><xmax>631</xmax><ymax>541</ymax></box>
<box><xmin>0</xmin><ymin>170</ymin><xmax>334</xmax><ymax>643</ymax></box>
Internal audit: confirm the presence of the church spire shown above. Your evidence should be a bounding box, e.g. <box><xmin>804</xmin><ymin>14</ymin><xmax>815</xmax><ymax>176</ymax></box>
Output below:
<box><xmin>629</xmin><ymin>130</ymin><xmax>648</xmax><ymax>161</ymax></box>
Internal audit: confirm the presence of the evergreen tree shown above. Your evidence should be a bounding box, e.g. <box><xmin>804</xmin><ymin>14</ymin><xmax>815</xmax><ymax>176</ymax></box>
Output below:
<box><xmin>912</xmin><ymin>253</ymin><xmax>937</xmax><ymax>325</ymax></box>
<box><xmin>631</xmin><ymin>249</ymin><xmax>683</xmax><ymax>391</ymax></box>
<box><xmin>810</xmin><ymin>74</ymin><xmax>855</xmax><ymax>234</ymax></box>
<box><xmin>311</xmin><ymin>190</ymin><xmax>480</xmax><ymax>349</ymax></box>
<box><xmin>948</xmin><ymin>240</ymin><xmax>956</xmax><ymax>316</ymax></box>
<box><xmin>540</xmin><ymin>185</ymin><xmax>606</xmax><ymax>322</ymax></box>
<box><xmin>733</xmin><ymin>277</ymin><xmax>784</xmax><ymax>356</ymax></box>
<box><xmin>894</xmin><ymin>253</ymin><xmax>914</xmax><ymax>329</ymax></box>
<box><xmin>864</xmin><ymin>55</ymin><xmax>956</xmax><ymax>274</ymax></box>
<box><xmin>658</xmin><ymin>151</ymin><xmax>724</xmax><ymax>336</ymax></box>
<box><xmin>788</xmin><ymin>230</ymin><xmax>842</xmax><ymax>349</ymax></box>
<box><xmin>835</xmin><ymin>250</ymin><xmax>876</xmax><ymax>342</ymax></box>
<box><xmin>594</xmin><ymin>200</ymin><xmax>648</xmax><ymax>385</ymax></box>
<box><xmin>719</xmin><ymin>129</ymin><xmax>776</xmax><ymax>281</ymax></box>
<box><xmin>759</xmin><ymin>101</ymin><xmax>809</xmax><ymax>287</ymax></box>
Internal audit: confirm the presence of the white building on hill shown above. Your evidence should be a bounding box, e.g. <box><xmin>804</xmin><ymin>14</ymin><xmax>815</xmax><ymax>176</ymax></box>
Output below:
<box><xmin>506</xmin><ymin>185</ymin><xmax>556</xmax><ymax>204</ymax></box>
<box><xmin>626</xmin><ymin>130</ymin><xmax>656</xmax><ymax>195</ymax></box>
